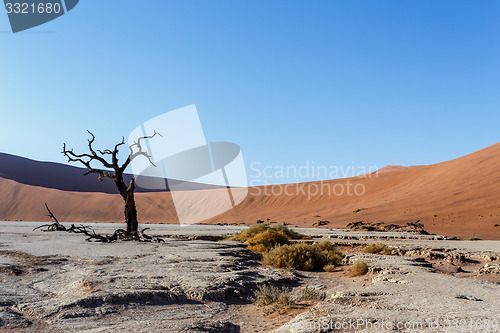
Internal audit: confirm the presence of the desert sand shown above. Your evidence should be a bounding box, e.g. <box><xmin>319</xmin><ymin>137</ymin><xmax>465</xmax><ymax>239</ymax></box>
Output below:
<box><xmin>2</xmin><ymin>143</ymin><xmax>500</xmax><ymax>239</ymax></box>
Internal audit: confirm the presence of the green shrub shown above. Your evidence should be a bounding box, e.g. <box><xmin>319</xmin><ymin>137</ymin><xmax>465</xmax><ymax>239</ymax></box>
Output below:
<box><xmin>347</xmin><ymin>260</ymin><xmax>369</xmax><ymax>277</ymax></box>
<box><xmin>263</xmin><ymin>241</ymin><xmax>343</xmax><ymax>271</ymax></box>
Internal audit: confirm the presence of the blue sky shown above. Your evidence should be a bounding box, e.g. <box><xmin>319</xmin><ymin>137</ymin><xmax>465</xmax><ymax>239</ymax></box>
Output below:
<box><xmin>1</xmin><ymin>0</ymin><xmax>499</xmax><ymax>184</ymax></box>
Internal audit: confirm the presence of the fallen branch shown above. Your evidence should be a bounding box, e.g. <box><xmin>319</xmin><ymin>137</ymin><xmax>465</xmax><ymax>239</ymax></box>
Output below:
<box><xmin>33</xmin><ymin>204</ymin><xmax>164</xmax><ymax>242</ymax></box>
<box><xmin>33</xmin><ymin>203</ymin><xmax>66</xmax><ymax>232</ymax></box>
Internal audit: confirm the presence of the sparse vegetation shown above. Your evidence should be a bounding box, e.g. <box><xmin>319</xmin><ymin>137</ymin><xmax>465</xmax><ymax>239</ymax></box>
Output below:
<box><xmin>353</xmin><ymin>209</ymin><xmax>362</xmax><ymax>213</ymax></box>
<box><xmin>251</xmin><ymin>284</ymin><xmax>294</xmax><ymax>315</ymax></box>
<box><xmin>312</xmin><ymin>220</ymin><xmax>330</xmax><ymax>226</ymax></box>
<box><xmin>273</xmin><ymin>224</ymin><xmax>309</xmax><ymax>240</ymax></box>
<box><xmin>323</xmin><ymin>264</ymin><xmax>336</xmax><ymax>272</ymax></box>
<box><xmin>347</xmin><ymin>221</ymin><xmax>387</xmax><ymax>231</ymax></box>
<box><xmin>381</xmin><ymin>247</ymin><xmax>392</xmax><ymax>255</ymax></box>
<box><xmin>230</xmin><ymin>225</ymin><xmax>344</xmax><ymax>271</ymax></box>
<box><xmin>226</xmin><ymin>224</ymin><xmax>310</xmax><ymax>252</ymax></box>
<box><xmin>361</xmin><ymin>243</ymin><xmax>392</xmax><ymax>255</ymax></box>
<box><xmin>346</xmin><ymin>221</ymin><xmax>430</xmax><ymax>234</ymax></box>
<box><xmin>245</xmin><ymin>230</ymin><xmax>289</xmax><ymax>252</ymax></box>
<box><xmin>251</xmin><ymin>284</ymin><xmax>326</xmax><ymax>315</ymax></box>
<box><xmin>463</xmin><ymin>236</ymin><xmax>481</xmax><ymax>241</ymax></box>
<box><xmin>251</xmin><ymin>284</ymin><xmax>293</xmax><ymax>307</ymax></box>
<box><xmin>227</xmin><ymin>224</ymin><xmax>270</xmax><ymax>242</ymax></box>
<box><xmin>298</xmin><ymin>286</ymin><xmax>326</xmax><ymax>301</ymax></box>
<box><xmin>347</xmin><ymin>260</ymin><xmax>369</xmax><ymax>277</ymax></box>
<box><xmin>263</xmin><ymin>241</ymin><xmax>343</xmax><ymax>271</ymax></box>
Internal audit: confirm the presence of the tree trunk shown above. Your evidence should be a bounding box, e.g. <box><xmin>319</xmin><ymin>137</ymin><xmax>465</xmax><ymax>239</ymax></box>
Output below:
<box><xmin>116</xmin><ymin>177</ymin><xmax>139</xmax><ymax>233</ymax></box>
<box><xmin>124</xmin><ymin>193</ymin><xmax>138</xmax><ymax>233</ymax></box>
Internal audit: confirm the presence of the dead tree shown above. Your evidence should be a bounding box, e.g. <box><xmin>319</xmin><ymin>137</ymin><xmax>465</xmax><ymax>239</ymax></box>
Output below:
<box><xmin>62</xmin><ymin>130</ymin><xmax>161</xmax><ymax>233</ymax></box>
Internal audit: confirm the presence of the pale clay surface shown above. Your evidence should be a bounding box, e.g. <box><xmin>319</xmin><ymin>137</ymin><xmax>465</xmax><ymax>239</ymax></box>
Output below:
<box><xmin>0</xmin><ymin>222</ymin><xmax>499</xmax><ymax>332</ymax></box>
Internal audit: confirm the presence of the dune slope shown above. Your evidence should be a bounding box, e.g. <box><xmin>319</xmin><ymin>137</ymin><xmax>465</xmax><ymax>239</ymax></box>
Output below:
<box><xmin>1</xmin><ymin>143</ymin><xmax>500</xmax><ymax>239</ymax></box>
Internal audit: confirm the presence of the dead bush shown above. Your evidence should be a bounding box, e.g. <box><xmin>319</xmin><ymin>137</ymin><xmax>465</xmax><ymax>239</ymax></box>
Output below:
<box><xmin>347</xmin><ymin>259</ymin><xmax>369</xmax><ymax>277</ymax></box>
<box><xmin>361</xmin><ymin>243</ymin><xmax>389</xmax><ymax>254</ymax></box>
<box><xmin>251</xmin><ymin>284</ymin><xmax>294</xmax><ymax>314</ymax></box>
<box><xmin>298</xmin><ymin>286</ymin><xmax>326</xmax><ymax>301</ymax></box>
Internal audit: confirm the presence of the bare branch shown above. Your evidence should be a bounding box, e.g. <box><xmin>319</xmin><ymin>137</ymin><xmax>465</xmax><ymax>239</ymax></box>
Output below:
<box><xmin>84</xmin><ymin>130</ymin><xmax>114</xmax><ymax>169</ymax></box>
<box><xmin>45</xmin><ymin>203</ymin><xmax>60</xmax><ymax>224</ymax></box>
<box><xmin>97</xmin><ymin>149</ymin><xmax>113</xmax><ymax>155</ymax></box>
<box><xmin>111</xmin><ymin>137</ymin><xmax>125</xmax><ymax>167</ymax></box>
<box><xmin>114</xmin><ymin>137</ymin><xmax>126</xmax><ymax>153</ymax></box>
<box><xmin>62</xmin><ymin>132</ymin><xmax>122</xmax><ymax>180</ymax></box>
<box><xmin>122</xmin><ymin>131</ymin><xmax>162</xmax><ymax>172</ymax></box>
<box><xmin>33</xmin><ymin>204</ymin><xmax>66</xmax><ymax>231</ymax></box>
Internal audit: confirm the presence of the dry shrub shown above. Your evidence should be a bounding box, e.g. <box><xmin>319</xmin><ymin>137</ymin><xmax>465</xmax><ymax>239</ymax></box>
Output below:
<box><xmin>323</xmin><ymin>264</ymin><xmax>336</xmax><ymax>272</ymax></box>
<box><xmin>251</xmin><ymin>284</ymin><xmax>294</xmax><ymax>315</ymax></box>
<box><xmin>273</xmin><ymin>224</ymin><xmax>311</xmax><ymax>240</ymax></box>
<box><xmin>226</xmin><ymin>224</ymin><xmax>270</xmax><ymax>242</ymax></box>
<box><xmin>245</xmin><ymin>230</ymin><xmax>289</xmax><ymax>252</ymax></box>
<box><xmin>381</xmin><ymin>247</ymin><xmax>393</xmax><ymax>255</ymax></box>
<box><xmin>463</xmin><ymin>236</ymin><xmax>481</xmax><ymax>241</ymax></box>
<box><xmin>361</xmin><ymin>243</ymin><xmax>388</xmax><ymax>254</ymax></box>
<box><xmin>263</xmin><ymin>241</ymin><xmax>343</xmax><ymax>271</ymax></box>
<box><xmin>347</xmin><ymin>260</ymin><xmax>369</xmax><ymax>277</ymax></box>
<box><xmin>227</xmin><ymin>224</ymin><xmax>311</xmax><ymax>252</ymax></box>
<box><xmin>252</xmin><ymin>284</ymin><xmax>327</xmax><ymax>315</ymax></box>
<box><xmin>298</xmin><ymin>286</ymin><xmax>326</xmax><ymax>301</ymax></box>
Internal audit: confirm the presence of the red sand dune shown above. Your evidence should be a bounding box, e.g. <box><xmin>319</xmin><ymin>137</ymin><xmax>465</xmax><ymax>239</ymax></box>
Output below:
<box><xmin>367</xmin><ymin>165</ymin><xmax>415</xmax><ymax>175</ymax></box>
<box><xmin>1</xmin><ymin>143</ymin><xmax>500</xmax><ymax>240</ymax></box>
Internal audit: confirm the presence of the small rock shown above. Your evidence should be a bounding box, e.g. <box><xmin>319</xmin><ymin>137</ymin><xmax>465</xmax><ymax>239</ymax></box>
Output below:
<box><xmin>479</xmin><ymin>263</ymin><xmax>500</xmax><ymax>275</ymax></box>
